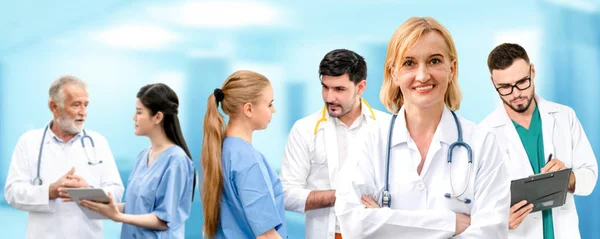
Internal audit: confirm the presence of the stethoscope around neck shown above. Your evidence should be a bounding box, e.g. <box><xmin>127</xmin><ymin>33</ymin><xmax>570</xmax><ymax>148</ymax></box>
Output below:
<box><xmin>382</xmin><ymin>109</ymin><xmax>473</xmax><ymax>208</ymax></box>
<box><xmin>31</xmin><ymin>124</ymin><xmax>102</xmax><ymax>185</ymax></box>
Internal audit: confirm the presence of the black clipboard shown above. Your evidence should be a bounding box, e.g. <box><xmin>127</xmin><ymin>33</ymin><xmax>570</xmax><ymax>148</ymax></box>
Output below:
<box><xmin>510</xmin><ymin>168</ymin><xmax>572</xmax><ymax>212</ymax></box>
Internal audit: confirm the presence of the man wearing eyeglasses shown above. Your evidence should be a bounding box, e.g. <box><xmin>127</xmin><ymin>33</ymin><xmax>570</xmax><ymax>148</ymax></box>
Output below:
<box><xmin>479</xmin><ymin>43</ymin><xmax>597</xmax><ymax>239</ymax></box>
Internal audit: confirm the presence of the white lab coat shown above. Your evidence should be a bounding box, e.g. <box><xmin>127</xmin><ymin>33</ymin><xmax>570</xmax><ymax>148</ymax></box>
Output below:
<box><xmin>4</xmin><ymin>125</ymin><xmax>124</xmax><ymax>239</ymax></box>
<box><xmin>280</xmin><ymin>99</ymin><xmax>391</xmax><ymax>239</ymax></box>
<box><xmin>479</xmin><ymin>95</ymin><xmax>598</xmax><ymax>239</ymax></box>
<box><xmin>335</xmin><ymin>106</ymin><xmax>510</xmax><ymax>239</ymax></box>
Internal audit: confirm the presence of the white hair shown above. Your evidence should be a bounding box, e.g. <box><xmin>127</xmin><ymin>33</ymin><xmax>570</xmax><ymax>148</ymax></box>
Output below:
<box><xmin>48</xmin><ymin>75</ymin><xmax>87</xmax><ymax>109</ymax></box>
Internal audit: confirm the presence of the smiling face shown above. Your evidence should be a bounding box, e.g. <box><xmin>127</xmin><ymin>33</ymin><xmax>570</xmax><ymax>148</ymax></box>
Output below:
<box><xmin>393</xmin><ymin>31</ymin><xmax>456</xmax><ymax>110</ymax></box>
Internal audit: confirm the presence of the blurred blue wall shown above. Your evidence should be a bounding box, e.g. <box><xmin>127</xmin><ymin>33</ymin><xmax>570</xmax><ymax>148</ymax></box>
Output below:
<box><xmin>1</xmin><ymin>0</ymin><xmax>599</xmax><ymax>238</ymax></box>
<box><xmin>543</xmin><ymin>2</ymin><xmax>600</xmax><ymax>237</ymax></box>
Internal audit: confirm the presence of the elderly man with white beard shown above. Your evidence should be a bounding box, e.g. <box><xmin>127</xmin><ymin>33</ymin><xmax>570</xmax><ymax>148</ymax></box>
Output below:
<box><xmin>4</xmin><ymin>75</ymin><xmax>124</xmax><ymax>239</ymax></box>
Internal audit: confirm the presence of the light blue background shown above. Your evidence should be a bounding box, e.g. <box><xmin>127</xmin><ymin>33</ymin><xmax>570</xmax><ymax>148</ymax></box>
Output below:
<box><xmin>1</xmin><ymin>0</ymin><xmax>599</xmax><ymax>238</ymax></box>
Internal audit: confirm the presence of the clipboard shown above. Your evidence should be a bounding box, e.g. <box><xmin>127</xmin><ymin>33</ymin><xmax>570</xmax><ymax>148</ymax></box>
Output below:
<box><xmin>65</xmin><ymin>188</ymin><xmax>110</xmax><ymax>220</ymax></box>
<box><xmin>510</xmin><ymin>168</ymin><xmax>572</xmax><ymax>212</ymax></box>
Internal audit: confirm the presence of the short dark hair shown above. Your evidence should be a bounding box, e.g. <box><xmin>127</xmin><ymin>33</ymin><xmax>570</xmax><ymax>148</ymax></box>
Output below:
<box><xmin>487</xmin><ymin>43</ymin><xmax>530</xmax><ymax>73</ymax></box>
<box><xmin>319</xmin><ymin>49</ymin><xmax>367</xmax><ymax>84</ymax></box>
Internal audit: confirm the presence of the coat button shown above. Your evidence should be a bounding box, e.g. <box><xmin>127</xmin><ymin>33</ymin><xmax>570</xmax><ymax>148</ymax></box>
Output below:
<box><xmin>416</xmin><ymin>182</ymin><xmax>426</xmax><ymax>191</ymax></box>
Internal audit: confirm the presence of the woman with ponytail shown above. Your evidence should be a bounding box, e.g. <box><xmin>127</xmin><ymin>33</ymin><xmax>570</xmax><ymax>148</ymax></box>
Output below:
<box><xmin>201</xmin><ymin>70</ymin><xmax>286</xmax><ymax>239</ymax></box>
<box><xmin>80</xmin><ymin>83</ymin><xmax>196</xmax><ymax>239</ymax></box>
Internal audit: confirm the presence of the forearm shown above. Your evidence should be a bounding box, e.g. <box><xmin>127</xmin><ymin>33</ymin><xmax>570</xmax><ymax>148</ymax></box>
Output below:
<box><xmin>305</xmin><ymin>190</ymin><xmax>336</xmax><ymax>211</ymax></box>
<box><xmin>572</xmin><ymin>166</ymin><xmax>597</xmax><ymax>195</ymax></box>
<box><xmin>49</xmin><ymin>182</ymin><xmax>59</xmax><ymax>199</ymax></box>
<box><xmin>568</xmin><ymin>172</ymin><xmax>576</xmax><ymax>193</ymax></box>
<box><xmin>335</xmin><ymin>182</ymin><xmax>455</xmax><ymax>237</ymax></box>
<box><xmin>456</xmin><ymin>210</ymin><xmax>508</xmax><ymax>239</ymax></box>
<box><xmin>116</xmin><ymin>213</ymin><xmax>168</xmax><ymax>231</ymax></box>
<box><xmin>282</xmin><ymin>184</ymin><xmax>311</xmax><ymax>213</ymax></box>
<box><xmin>570</xmin><ymin>114</ymin><xmax>598</xmax><ymax>196</ymax></box>
<box><xmin>256</xmin><ymin>228</ymin><xmax>282</xmax><ymax>239</ymax></box>
<box><xmin>4</xmin><ymin>154</ymin><xmax>56</xmax><ymax>212</ymax></box>
<box><xmin>459</xmin><ymin>188</ymin><xmax>510</xmax><ymax>238</ymax></box>
<box><xmin>337</xmin><ymin>205</ymin><xmax>456</xmax><ymax>238</ymax></box>
<box><xmin>5</xmin><ymin>182</ymin><xmax>56</xmax><ymax>212</ymax></box>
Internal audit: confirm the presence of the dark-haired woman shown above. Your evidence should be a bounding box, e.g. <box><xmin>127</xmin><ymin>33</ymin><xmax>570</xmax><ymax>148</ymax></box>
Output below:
<box><xmin>80</xmin><ymin>83</ymin><xmax>195</xmax><ymax>239</ymax></box>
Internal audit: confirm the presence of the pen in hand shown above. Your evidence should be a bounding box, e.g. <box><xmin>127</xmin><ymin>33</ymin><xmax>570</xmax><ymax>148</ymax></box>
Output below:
<box><xmin>541</xmin><ymin>154</ymin><xmax>553</xmax><ymax>174</ymax></box>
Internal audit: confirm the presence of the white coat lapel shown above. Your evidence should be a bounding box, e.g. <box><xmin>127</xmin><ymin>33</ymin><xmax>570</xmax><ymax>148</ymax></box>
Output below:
<box><xmin>502</xmin><ymin>123</ymin><xmax>535</xmax><ymax>177</ymax></box>
<box><xmin>537</xmin><ymin>96</ymin><xmax>559</xmax><ymax>163</ymax></box>
<box><xmin>489</xmin><ymin>104</ymin><xmax>534</xmax><ymax>177</ymax></box>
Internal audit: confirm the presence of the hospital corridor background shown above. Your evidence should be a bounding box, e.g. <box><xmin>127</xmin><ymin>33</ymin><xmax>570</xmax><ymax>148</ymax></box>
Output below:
<box><xmin>1</xmin><ymin>0</ymin><xmax>600</xmax><ymax>238</ymax></box>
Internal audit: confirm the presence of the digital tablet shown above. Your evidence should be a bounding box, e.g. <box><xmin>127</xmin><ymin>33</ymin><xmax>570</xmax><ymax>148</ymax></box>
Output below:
<box><xmin>65</xmin><ymin>188</ymin><xmax>110</xmax><ymax>220</ymax></box>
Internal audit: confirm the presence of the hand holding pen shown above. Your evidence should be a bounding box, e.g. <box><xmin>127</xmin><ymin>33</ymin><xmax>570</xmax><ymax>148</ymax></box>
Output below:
<box><xmin>541</xmin><ymin>153</ymin><xmax>566</xmax><ymax>173</ymax></box>
<box><xmin>541</xmin><ymin>153</ymin><xmax>576</xmax><ymax>192</ymax></box>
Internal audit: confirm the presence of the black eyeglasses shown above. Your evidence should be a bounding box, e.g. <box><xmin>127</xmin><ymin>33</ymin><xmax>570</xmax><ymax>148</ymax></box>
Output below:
<box><xmin>494</xmin><ymin>65</ymin><xmax>532</xmax><ymax>96</ymax></box>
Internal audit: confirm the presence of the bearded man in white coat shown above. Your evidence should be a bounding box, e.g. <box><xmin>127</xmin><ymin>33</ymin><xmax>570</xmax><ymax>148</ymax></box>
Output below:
<box><xmin>4</xmin><ymin>75</ymin><xmax>124</xmax><ymax>239</ymax></box>
<box><xmin>280</xmin><ymin>49</ymin><xmax>391</xmax><ymax>239</ymax></box>
<box><xmin>480</xmin><ymin>43</ymin><xmax>598</xmax><ymax>239</ymax></box>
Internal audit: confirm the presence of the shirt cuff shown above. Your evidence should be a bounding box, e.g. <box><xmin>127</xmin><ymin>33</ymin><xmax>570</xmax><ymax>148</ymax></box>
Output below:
<box><xmin>285</xmin><ymin>188</ymin><xmax>311</xmax><ymax>213</ymax></box>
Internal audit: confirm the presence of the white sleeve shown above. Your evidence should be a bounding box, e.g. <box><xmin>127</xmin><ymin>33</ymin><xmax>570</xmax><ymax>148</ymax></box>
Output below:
<box><xmin>280</xmin><ymin>124</ymin><xmax>312</xmax><ymax>213</ymax></box>
<box><xmin>4</xmin><ymin>134</ymin><xmax>57</xmax><ymax>212</ymax></box>
<box><xmin>335</xmin><ymin>136</ymin><xmax>456</xmax><ymax>239</ymax></box>
<box><xmin>96</xmin><ymin>135</ymin><xmax>124</xmax><ymax>202</ymax></box>
<box><xmin>567</xmin><ymin>109</ymin><xmax>598</xmax><ymax>196</ymax></box>
<box><xmin>455</xmin><ymin>133</ymin><xmax>510</xmax><ymax>238</ymax></box>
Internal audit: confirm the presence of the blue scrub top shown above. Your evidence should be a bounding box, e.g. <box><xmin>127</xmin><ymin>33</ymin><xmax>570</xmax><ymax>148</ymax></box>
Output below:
<box><xmin>121</xmin><ymin>145</ymin><xmax>195</xmax><ymax>239</ymax></box>
<box><xmin>215</xmin><ymin>136</ymin><xmax>287</xmax><ymax>238</ymax></box>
